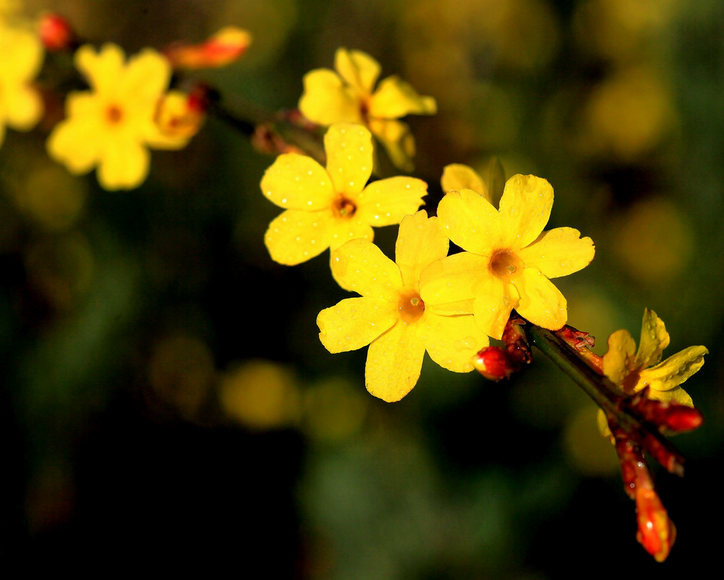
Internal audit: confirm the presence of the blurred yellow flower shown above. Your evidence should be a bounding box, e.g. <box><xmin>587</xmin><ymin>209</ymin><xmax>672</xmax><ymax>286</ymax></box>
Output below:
<box><xmin>299</xmin><ymin>47</ymin><xmax>436</xmax><ymax>171</ymax></box>
<box><xmin>47</xmin><ymin>43</ymin><xmax>189</xmax><ymax>191</ymax></box>
<box><xmin>422</xmin><ymin>175</ymin><xmax>595</xmax><ymax>339</ymax></box>
<box><xmin>261</xmin><ymin>123</ymin><xmax>427</xmax><ymax>265</ymax></box>
<box><xmin>603</xmin><ymin>308</ymin><xmax>707</xmax><ymax>406</ymax></box>
<box><xmin>440</xmin><ymin>163</ymin><xmax>490</xmax><ymax>200</ymax></box>
<box><xmin>317</xmin><ymin>210</ymin><xmax>489</xmax><ymax>402</ymax></box>
<box><xmin>0</xmin><ymin>22</ymin><xmax>44</xmax><ymax>147</ymax></box>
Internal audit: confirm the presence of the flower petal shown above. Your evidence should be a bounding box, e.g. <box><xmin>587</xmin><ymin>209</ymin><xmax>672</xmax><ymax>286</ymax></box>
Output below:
<box><xmin>261</xmin><ymin>153</ymin><xmax>335</xmax><ymax>210</ymax></box>
<box><xmin>514</xmin><ymin>267</ymin><xmax>567</xmax><ymax>331</ymax></box>
<box><xmin>330</xmin><ymin>238</ymin><xmax>403</xmax><ymax>300</ymax></box>
<box><xmin>367</xmin><ymin>118</ymin><xmax>416</xmax><ymax>172</ymax></box>
<box><xmin>334</xmin><ymin>48</ymin><xmax>380</xmax><ymax>97</ymax></box>
<box><xmin>317</xmin><ymin>297</ymin><xmax>397</xmax><ymax>353</ymax></box>
<box><xmin>97</xmin><ymin>135</ymin><xmax>150</xmax><ymax>190</ymax></box>
<box><xmin>635</xmin><ymin>308</ymin><xmax>670</xmax><ymax>368</ymax></box>
<box><xmin>499</xmin><ymin>175</ymin><xmax>554</xmax><ymax>249</ymax></box>
<box><xmin>368</xmin><ymin>75</ymin><xmax>437</xmax><ymax>119</ymax></box>
<box><xmin>437</xmin><ymin>188</ymin><xmax>502</xmax><ymax>255</ymax></box>
<box><xmin>355</xmin><ymin>176</ymin><xmax>427</xmax><ymax>227</ymax></box>
<box><xmin>365</xmin><ymin>321</ymin><xmax>425</xmax><ymax>402</ymax></box>
<box><xmin>298</xmin><ymin>69</ymin><xmax>362</xmax><ymax>125</ymax></box>
<box><xmin>75</xmin><ymin>43</ymin><xmax>125</xmax><ymax>95</ymax></box>
<box><xmin>327</xmin><ymin>215</ymin><xmax>375</xmax><ymax>252</ymax></box>
<box><xmin>602</xmin><ymin>329</ymin><xmax>637</xmax><ymax>386</ymax></box>
<box><xmin>639</xmin><ymin>346</ymin><xmax>708</xmax><ymax>391</ymax></box>
<box><xmin>120</xmin><ymin>48</ymin><xmax>171</xmax><ymax>105</ymax></box>
<box><xmin>264</xmin><ymin>209</ymin><xmax>334</xmax><ymax>265</ymax></box>
<box><xmin>472</xmin><ymin>275</ymin><xmax>519</xmax><ymax>339</ymax></box>
<box><xmin>646</xmin><ymin>387</ymin><xmax>694</xmax><ymax>407</ymax></box>
<box><xmin>394</xmin><ymin>211</ymin><xmax>448</xmax><ymax>289</ymax></box>
<box><xmin>421</xmin><ymin>312</ymin><xmax>489</xmax><ymax>372</ymax></box>
<box><xmin>517</xmin><ymin>227</ymin><xmax>595</xmax><ymax>278</ymax></box>
<box><xmin>324</xmin><ymin>123</ymin><xmax>374</xmax><ymax>195</ymax></box>
<box><xmin>420</xmin><ymin>251</ymin><xmax>484</xmax><ymax>312</ymax></box>
<box><xmin>46</xmin><ymin>117</ymin><xmax>101</xmax><ymax>174</ymax></box>
<box><xmin>441</xmin><ymin>164</ymin><xmax>489</xmax><ymax>200</ymax></box>
<box><xmin>4</xmin><ymin>83</ymin><xmax>43</xmax><ymax>130</ymax></box>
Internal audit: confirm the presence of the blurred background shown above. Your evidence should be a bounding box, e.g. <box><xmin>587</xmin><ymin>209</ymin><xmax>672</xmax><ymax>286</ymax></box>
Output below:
<box><xmin>3</xmin><ymin>0</ymin><xmax>723</xmax><ymax>576</ymax></box>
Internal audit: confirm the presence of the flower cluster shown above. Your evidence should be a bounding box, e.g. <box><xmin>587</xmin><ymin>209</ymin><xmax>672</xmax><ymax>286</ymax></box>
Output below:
<box><xmin>260</xmin><ymin>119</ymin><xmax>596</xmax><ymax>400</ymax></box>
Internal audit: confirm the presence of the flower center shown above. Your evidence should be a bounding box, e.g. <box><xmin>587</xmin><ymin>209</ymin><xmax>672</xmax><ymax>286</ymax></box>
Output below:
<box><xmin>489</xmin><ymin>250</ymin><xmax>524</xmax><ymax>281</ymax></box>
<box><xmin>398</xmin><ymin>292</ymin><xmax>425</xmax><ymax>325</ymax></box>
<box><xmin>106</xmin><ymin>104</ymin><xmax>124</xmax><ymax>125</ymax></box>
<box><xmin>333</xmin><ymin>194</ymin><xmax>357</xmax><ymax>218</ymax></box>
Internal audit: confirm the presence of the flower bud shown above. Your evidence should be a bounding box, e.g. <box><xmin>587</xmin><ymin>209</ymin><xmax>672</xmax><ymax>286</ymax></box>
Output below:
<box><xmin>473</xmin><ymin>347</ymin><xmax>519</xmax><ymax>381</ymax></box>
<box><xmin>635</xmin><ymin>487</ymin><xmax>676</xmax><ymax>562</ymax></box>
<box><xmin>164</xmin><ymin>27</ymin><xmax>252</xmax><ymax>69</ymax></box>
<box><xmin>39</xmin><ymin>13</ymin><xmax>74</xmax><ymax>52</ymax></box>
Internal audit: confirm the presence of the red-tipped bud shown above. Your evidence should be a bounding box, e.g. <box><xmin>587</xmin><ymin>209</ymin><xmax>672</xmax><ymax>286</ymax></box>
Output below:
<box><xmin>473</xmin><ymin>347</ymin><xmax>519</xmax><ymax>381</ymax></box>
<box><xmin>164</xmin><ymin>27</ymin><xmax>252</xmax><ymax>69</ymax></box>
<box><xmin>39</xmin><ymin>13</ymin><xmax>75</xmax><ymax>52</ymax></box>
<box><xmin>635</xmin><ymin>487</ymin><xmax>676</xmax><ymax>562</ymax></box>
<box><xmin>154</xmin><ymin>90</ymin><xmax>205</xmax><ymax>140</ymax></box>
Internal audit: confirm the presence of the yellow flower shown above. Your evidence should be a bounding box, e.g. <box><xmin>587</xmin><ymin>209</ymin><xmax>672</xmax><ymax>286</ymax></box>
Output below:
<box><xmin>440</xmin><ymin>163</ymin><xmax>490</xmax><ymax>201</ymax></box>
<box><xmin>603</xmin><ymin>308</ymin><xmax>707</xmax><ymax>406</ymax></box>
<box><xmin>47</xmin><ymin>43</ymin><xmax>189</xmax><ymax>191</ymax></box>
<box><xmin>261</xmin><ymin>123</ymin><xmax>427</xmax><ymax>265</ymax></box>
<box><xmin>299</xmin><ymin>48</ymin><xmax>437</xmax><ymax>171</ymax></box>
<box><xmin>421</xmin><ymin>175</ymin><xmax>595</xmax><ymax>339</ymax></box>
<box><xmin>0</xmin><ymin>22</ymin><xmax>44</xmax><ymax>147</ymax></box>
<box><xmin>317</xmin><ymin>210</ymin><xmax>489</xmax><ymax>402</ymax></box>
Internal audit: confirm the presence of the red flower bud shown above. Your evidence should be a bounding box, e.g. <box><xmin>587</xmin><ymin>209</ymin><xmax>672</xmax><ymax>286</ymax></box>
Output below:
<box><xmin>473</xmin><ymin>347</ymin><xmax>519</xmax><ymax>381</ymax></box>
<box><xmin>635</xmin><ymin>487</ymin><xmax>676</xmax><ymax>562</ymax></box>
<box><xmin>39</xmin><ymin>13</ymin><xmax>74</xmax><ymax>52</ymax></box>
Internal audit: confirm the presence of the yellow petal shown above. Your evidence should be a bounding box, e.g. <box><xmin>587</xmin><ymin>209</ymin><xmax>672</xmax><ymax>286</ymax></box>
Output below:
<box><xmin>420</xmin><ymin>312</ymin><xmax>489</xmax><ymax>372</ymax></box>
<box><xmin>97</xmin><ymin>135</ymin><xmax>150</xmax><ymax>190</ymax></box>
<box><xmin>394</xmin><ymin>211</ymin><xmax>448</xmax><ymax>289</ymax></box>
<box><xmin>420</xmin><ymin>251</ymin><xmax>485</xmax><ymax>311</ymax></box>
<box><xmin>517</xmin><ymin>227</ymin><xmax>595</xmax><ymax>278</ymax></box>
<box><xmin>261</xmin><ymin>153</ymin><xmax>335</xmax><ymax>210</ymax></box>
<box><xmin>498</xmin><ymin>175</ymin><xmax>554</xmax><ymax>249</ymax></box>
<box><xmin>635</xmin><ymin>308</ymin><xmax>670</xmax><ymax>368</ymax></box>
<box><xmin>75</xmin><ymin>43</ymin><xmax>125</xmax><ymax>96</ymax></box>
<box><xmin>441</xmin><ymin>164</ymin><xmax>490</xmax><ymax>201</ymax></box>
<box><xmin>317</xmin><ymin>297</ymin><xmax>397</xmax><ymax>353</ymax></box>
<box><xmin>326</xmin><ymin>216</ymin><xmax>375</xmax><ymax>252</ymax></box>
<box><xmin>437</xmin><ymin>188</ymin><xmax>502</xmax><ymax>255</ymax></box>
<box><xmin>330</xmin><ymin>238</ymin><xmax>403</xmax><ymax>300</ymax></box>
<box><xmin>602</xmin><ymin>329</ymin><xmax>637</xmax><ymax>386</ymax></box>
<box><xmin>639</xmin><ymin>346</ymin><xmax>708</xmax><ymax>391</ymax></box>
<box><xmin>368</xmin><ymin>75</ymin><xmax>437</xmax><ymax>119</ymax></box>
<box><xmin>264</xmin><ymin>209</ymin><xmax>334</xmax><ymax>265</ymax></box>
<box><xmin>120</xmin><ymin>48</ymin><xmax>170</xmax><ymax>105</ymax></box>
<box><xmin>334</xmin><ymin>48</ymin><xmax>381</xmax><ymax>97</ymax></box>
<box><xmin>365</xmin><ymin>321</ymin><xmax>425</xmax><ymax>402</ymax></box>
<box><xmin>46</xmin><ymin>118</ymin><xmax>100</xmax><ymax>174</ymax></box>
<box><xmin>355</xmin><ymin>176</ymin><xmax>427</xmax><ymax>227</ymax></box>
<box><xmin>368</xmin><ymin>118</ymin><xmax>416</xmax><ymax>172</ymax></box>
<box><xmin>597</xmin><ymin>408</ymin><xmax>612</xmax><ymax>439</ymax></box>
<box><xmin>472</xmin><ymin>275</ymin><xmax>519</xmax><ymax>339</ymax></box>
<box><xmin>514</xmin><ymin>267</ymin><xmax>567</xmax><ymax>331</ymax></box>
<box><xmin>3</xmin><ymin>83</ymin><xmax>43</xmax><ymax>130</ymax></box>
<box><xmin>324</xmin><ymin>123</ymin><xmax>373</xmax><ymax>195</ymax></box>
<box><xmin>646</xmin><ymin>386</ymin><xmax>694</xmax><ymax>407</ymax></box>
<box><xmin>298</xmin><ymin>69</ymin><xmax>362</xmax><ymax>125</ymax></box>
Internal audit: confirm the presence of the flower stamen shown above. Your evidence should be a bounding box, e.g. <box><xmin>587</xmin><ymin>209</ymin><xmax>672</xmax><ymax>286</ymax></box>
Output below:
<box><xmin>398</xmin><ymin>292</ymin><xmax>425</xmax><ymax>324</ymax></box>
<box><xmin>489</xmin><ymin>249</ymin><xmax>524</xmax><ymax>281</ymax></box>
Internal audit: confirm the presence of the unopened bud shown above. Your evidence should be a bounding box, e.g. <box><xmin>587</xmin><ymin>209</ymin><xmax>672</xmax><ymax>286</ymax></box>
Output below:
<box><xmin>164</xmin><ymin>27</ymin><xmax>252</xmax><ymax>69</ymax></box>
<box><xmin>39</xmin><ymin>13</ymin><xmax>74</xmax><ymax>52</ymax></box>
<box><xmin>155</xmin><ymin>90</ymin><xmax>205</xmax><ymax>140</ymax></box>
<box><xmin>473</xmin><ymin>347</ymin><xmax>519</xmax><ymax>381</ymax></box>
<box><xmin>635</xmin><ymin>487</ymin><xmax>676</xmax><ymax>562</ymax></box>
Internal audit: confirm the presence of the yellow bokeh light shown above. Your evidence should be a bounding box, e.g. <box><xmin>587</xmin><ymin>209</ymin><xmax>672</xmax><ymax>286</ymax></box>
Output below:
<box><xmin>218</xmin><ymin>359</ymin><xmax>300</xmax><ymax>431</ymax></box>
<box><xmin>563</xmin><ymin>404</ymin><xmax>621</xmax><ymax>476</ymax></box>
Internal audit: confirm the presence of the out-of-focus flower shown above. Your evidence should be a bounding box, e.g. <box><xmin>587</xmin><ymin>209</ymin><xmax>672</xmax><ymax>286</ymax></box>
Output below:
<box><xmin>260</xmin><ymin>122</ymin><xmax>427</xmax><ymax>265</ymax></box>
<box><xmin>47</xmin><ymin>43</ymin><xmax>190</xmax><ymax>190</ymax></box>
<box><xmin>440</xmin><ymin>163</ymin><xmax>489</xmax><ymax>200</ymax></box>
<box><xmin>422</xmin><ymin>175</ymin><xmax>595</xmax><ymax>339</ymax></box>
<box><xmin>317</xmin><ymin>210</ymin><xmax>489</xmax><ymax>402</ymax></box>
<box><xmin>603</xmin><ymin>308</ymin><xmax>707</xmax><ymax>406</ymax></box>
<box><xmin>0</xmin><ymin>21</ymin><xmax>44</xmax><ymax>147</ymax></box>
<box><xmin>154</xmin><ymin>90</ymin><xmax>205</xmax><ymax>141</ymax></box>
<box><xmin>164</xmin><ymin>26</ymin><xmax>251</xmax><ymax>69</ymax></box>
<box><xmin>38</xmin><ymin>12</ymin><xmax>74</xmax><ymax>52</ymax></box>
<box><xmin>299</xmin><ymin>48</ymin><xmax>436</xmax><ymax>171</ymax></box>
